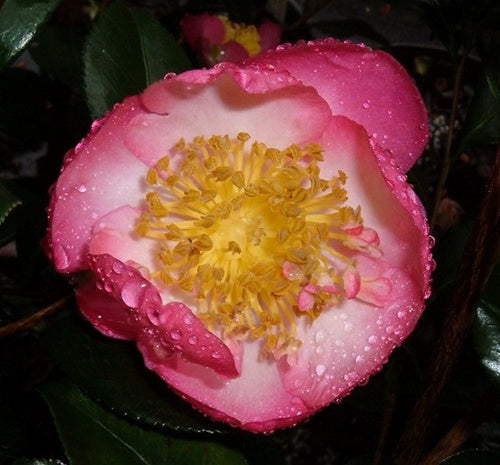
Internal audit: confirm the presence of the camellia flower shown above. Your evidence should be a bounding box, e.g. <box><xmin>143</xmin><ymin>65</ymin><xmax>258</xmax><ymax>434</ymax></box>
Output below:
<box><xmin>45</xmin><ymin>39</ymin><xmax>433</xmax><ymax>432</ymax></box>
<box><xmin>181</xmin><ymin>13</ymin><xmax>281</xmax><ymax>65</ymax></box>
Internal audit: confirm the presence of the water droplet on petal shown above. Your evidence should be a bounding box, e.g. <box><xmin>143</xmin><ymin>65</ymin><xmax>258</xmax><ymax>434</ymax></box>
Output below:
<box><xmin>121</xmin><ymin>278</ymin><xmax>147</xmax><ymax>308</ymax></box>
<box><xmin>362</xmin><ymin>100</ymin><xmax>370</xmax><ymax>109</ymax></box>
<box><xmin>188</xmin><ymin>335</ymin><xmax>198</xmax><ymax>345</ymax></box>
<box><xmin>112</xmin><ymin>261</ymin><xmax>124</xmax><ymax>274</ymax></box>
<box><xmin>315</xmin><ymin>364</ymin><xmax>326</xmax><ymax>376</ymax></box>
<box><xmin>211</xmin><ymin>350</ymin><xmax>222</xmax><ymax>359</ymax></box>
<box><xmin>170</xmin><ymin>329</ymin><xmax>182</xmax><ymax>340</ymax></box>
<box><xmin>315</xmin><ymin>330</ymin><xmax>326</xmax><ymax>344</ymax></box>
<box><xmin>76</xmin><ymin>184</ymin><xmax>87</xmax><ymax>193</ymax></box>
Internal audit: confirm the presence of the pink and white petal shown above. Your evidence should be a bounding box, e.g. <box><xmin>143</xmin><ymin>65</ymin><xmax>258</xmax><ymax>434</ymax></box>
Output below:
<box><xmin>279</xmin><ymin>262</ymin><xmax>422</xmax><ymax>409</ymax></box>
<box><xmin>75</xmin><ymin>277</ymin><xmax>141</xmax><ymax>340</ymax></box>
<box><xmin>140</xmin><ymin>339</ymin><xmax>310</xmax><ymax>432</ymax></box>
<box><xmin>247</xmin><ymin>39</ymin><xmax>428</xmax><ymax>172</ymax></box>
<box><xmin>87</xmin><ymin>254</ymin><xmax>239</xmax><ymax>378</ymax></box>
<box><xmin>317</xmin><ymin>116</ymin><xmax>431</xmax><ymax>291</ymax></box>
<box><xmin>89</xmin><ymin>205</ymin><xmax>158</xmax><ymax>273</ymax></box>
<box><xmin>46</xmin><ymin>97</ymin><xmax>149</xmax><ymax>273</ymax></box>
<box><xmin>125</xmin><ymin>67</ymin><xmax>331</xmax><ymax>167</ymax></box>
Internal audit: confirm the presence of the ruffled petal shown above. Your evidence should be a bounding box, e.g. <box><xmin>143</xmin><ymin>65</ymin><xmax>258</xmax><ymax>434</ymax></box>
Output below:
<box><xmin>76</xmin><ymin>277</ymin><xmax>141</xmax><ymax>340</ymax></box>
<box><xmin>87</xmin><ymin>254</ymin><xmax>239</xmax><ymax>378</ymax></box>
<box><xmin>45</xmin><ymin>97</ymin><xmax>149</xmax><ymax>273</ymax></box>
<box><xmin>275</xmin><ymin>116</ymin><xmax>431</xmax><ymax>408</ymax></box>
<box><xmin>141</xmin><ymin>339</ymin><xmax>310</xmax><ymax>432</ymax></box>
<box><xmin>247</xmin><ymin>38</ymin><xmax>428</xmax><ymax>172</ymax></box>
<box><xmin>125</xmin><ymin>65</ymin><xmax>331</xmax><ymax>167</ymax></box>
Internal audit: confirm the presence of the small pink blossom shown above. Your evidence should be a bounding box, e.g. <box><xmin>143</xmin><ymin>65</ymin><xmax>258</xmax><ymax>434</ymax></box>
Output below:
<box><xmin>181</xmin><ymin>13</ymin><xmax>281</xmax><ymax>65</ymax></box>
<box><xmin>45</xmin><ymin>38</ymin><xmax>432</xmax><ymax>432</ymax></box>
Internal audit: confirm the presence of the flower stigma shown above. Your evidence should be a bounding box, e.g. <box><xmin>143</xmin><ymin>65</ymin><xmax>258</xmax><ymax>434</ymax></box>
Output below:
<box><xmin>136</xmin><ymin>133</ymin><xmax>386</xmax><ymax>359</ymax></box>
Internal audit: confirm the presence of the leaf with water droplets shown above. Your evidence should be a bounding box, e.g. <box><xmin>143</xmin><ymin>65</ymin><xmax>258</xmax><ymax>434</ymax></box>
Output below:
<box><xmin>473</xmin><ymin>264</ymin><xmax>500</xmax><ymax>387</ymax></box>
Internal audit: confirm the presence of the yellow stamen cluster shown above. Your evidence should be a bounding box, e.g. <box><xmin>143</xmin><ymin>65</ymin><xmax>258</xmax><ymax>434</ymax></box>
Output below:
<box><xmin>137</xmin><ymin>133</ymin><xmax>367</xmax><ymax>358</ymax></box>
<box><xmin>219</xmin><ymin>16</ymin><xmax>261</xmax><ymax>56</ymax></box>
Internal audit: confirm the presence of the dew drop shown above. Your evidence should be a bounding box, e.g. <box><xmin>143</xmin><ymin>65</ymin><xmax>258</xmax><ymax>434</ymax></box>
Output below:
<box><xmin>170</xmin><ymin>329</ymin><xmax>182</xmax><ymax>340</ymax></box>
<box><xmin>385</xmin><ymin>325</ymin><xmax>395</xmax><ymax>334</ymax></box>
<box><xmin>112</xmin><ymin>261</ymin><xmax>124</xmax><ymax>274</ymax></box>
<box><xmin>188</xmin><ymin>335</ymin><xmax>198</xmax><ymax>345</ymax></box>
<box><xmin>315</xmin><ymin>330</ymin><xmax>326</xmax><ymax>344</ymax></box>
<box><xmin>211</xmin><ymin>350</ymin><xmax>222</xmax><ymax>359</ymax></box>
<box><xmin>368</xmin><ymin>335</ymin><xmax>378</xmax><ymax>344</ymax></box>
<box><xmin>76</xmin><ymin>184</ymin><xmax>87</xmax><ymax>193</ymax></box>
<box><xmin>121</xmin><ymin>278</ymin><xmax>146</xmax><ymax>308</ymax></box>
<box><xmin>397</xmin><ymin>311</ymin><xmax>406</xmax><ymax>319</ymax></box>
<box><xmin>362</xmin><ymin>100</ymin><xmax>370</xmax><ymax>109</ymax></box>
<box><xmin>344</xmin><ymin>322</ymin><xmax>353</xmax><ymax>332</ymax></box>
<box><xmin>315</xmin><ymin>364</ymin><xmax>326</xmax><ymax>377</ymax></box>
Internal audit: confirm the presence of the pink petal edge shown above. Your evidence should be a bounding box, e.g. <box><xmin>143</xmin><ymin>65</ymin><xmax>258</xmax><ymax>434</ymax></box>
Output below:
<box><xmin>246</xmin><ymin>38</ymin><xmax>429</xmax><ymax>172</ymax></box>
<box><xmin>86</xmin><ymin>253</ymin><xmax>239</xmax><ymax>378</ymax></box>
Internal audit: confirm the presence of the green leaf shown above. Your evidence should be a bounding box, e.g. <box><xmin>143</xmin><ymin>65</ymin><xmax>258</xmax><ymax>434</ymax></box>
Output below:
<box><xmin>12</xmin><ymin>459</ymin><xmax>68</xmax><ymax>465</ymax></box>
<box><xmin>473</xmin><ymin>264</ymin><xmax>500</xmax><ymax>387</ymax></box>
<box><xmin>40</xmin><ymin>311</ymin><xmax>229</xmax><ymax>434</ymax></box>
<box><xmin>0</xmin><ymin>180</ymin><xmax>21</xmax><ymax>226</ymax></box>
<box><xmin>30</xmin><ymin>24</ymin><xmax>86</xmax><ymax>93</ymax></box>
<box><xmin>0</xmin><ymin>0</ymin><xmax>63</xmax><ymax>70</ymax></box>
<box><xmin>310</xmin><ymin>19</ymin><xmax>389</xmax><ymax>46</ymax></box>
<box><xmin>83</xmin><ymin>0</ymin><xmax>191</xmax><ymax>119</ymax></box>
<box><xmin>41</xmin><ymin>381</ymin><xmax>247</xmax><ymax>465</ymax></box>
<box><xmin>459</xmin><ymin>60</ymin><xmax>500</xmax><ymax>150</ymax></box>
<box><xmin>438</xmin><ymin>448</ymin><xmax>500</xmax><ymax>464</ymax></box>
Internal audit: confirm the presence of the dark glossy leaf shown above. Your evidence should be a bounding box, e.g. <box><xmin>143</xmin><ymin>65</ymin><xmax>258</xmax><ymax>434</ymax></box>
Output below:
<box><xmin>473</xmin><ymin>264</ymin><xmax>500</xmax><ymax>387</ymax></box>
<box><xmin>459</xmin><ymin>59</ymin><xmax>500</xmax><ymax>150</ymax></box>
<box><xmin>41</xmin><ymin>381</ymin><xmax>247</xmax><ymax>465</ymax></box>
<box><xmin>40</xmin><ymin>311</ymin><xmax>229</xmax><ymax>434</ymax></box>
<box><xmin>163</xmin><ymin>437</ymin><xmax>248</xmax><ymax>465</ymax></box>
<box><xmin>438</xmin><ymin>448</ymin><xmax>500</xmax><ymax>464</ymax></box>
<box><xmin>310</xmin><ymin>19</ymin><xmax>389</xmax><ymax>46</ymax></box>
<box><xmin>0</xmin><ymin>181</ymin><xmax>21</xmax><ymax>226</ymax></box>
<box><xmin>12</xmin><ymin>459</ymin><xmax>68</xmax><ymax>465</ymax></box>
<box><xmin>0</xmin><ymin>0</ymin><xmax>63</xmax><ymax>70</ymax></box>
<box><xmin>83</xmin><ymin>0</ymin><xmax>191</xmax><ymax>119</ymax></box>
<box><xmin>30</xmin><ymin>24</ymin><xmax>87</xmax><ymax>93</ymax></box>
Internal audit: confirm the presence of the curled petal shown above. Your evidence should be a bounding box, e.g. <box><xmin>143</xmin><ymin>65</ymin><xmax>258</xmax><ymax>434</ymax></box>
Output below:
<box><xmin>247</xmin><ymin>38</ymin><xmax>428</xmax><ymax>171</ymax></box>
<box><xmin>87</xmin><ymin>254</ymin><xmax>239</xmax><ymax>378</ymax></box>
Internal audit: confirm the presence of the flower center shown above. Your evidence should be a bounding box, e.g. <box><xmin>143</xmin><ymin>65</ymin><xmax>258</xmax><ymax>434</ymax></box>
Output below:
<box><xmin>136</xmin><ymin>133</ymin><xmax>384</xmax><ymax>359</ymax></box>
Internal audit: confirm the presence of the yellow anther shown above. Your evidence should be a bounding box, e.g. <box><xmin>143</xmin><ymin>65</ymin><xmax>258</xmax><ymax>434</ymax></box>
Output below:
<box><xmin>183</xmin><ymin>189</ymin><xmax>201</xmax><ymax>203</ymax></box>
<box><xmin>228</xmin><ymin>241</ymin><xmax>242</xmax><ymax>255</ymax></box>
<box><xmin>231</xmin><ymin>171</ymin><xmax>245</xmax><ymax>189</ymax></box>
<box><xmin>146</xmin><ymin>168</ymin><xmax>158</xmax><ymax>185</ymax></box>
<box><xmin>212</xmin><ymin>166</ymin><xmax>232</xmax><ymax>181</ymax></box>
<box><xmin>193</xmin><ymin>234</ymin><xmax>213</xmax><ymax>251</ymax></box>
<box><xmin>200</xmin><ymin>189</ymin><xmax>217</xmax><ymax>202</ymax></box>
